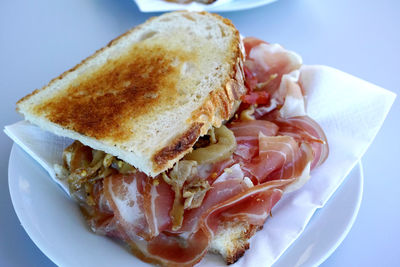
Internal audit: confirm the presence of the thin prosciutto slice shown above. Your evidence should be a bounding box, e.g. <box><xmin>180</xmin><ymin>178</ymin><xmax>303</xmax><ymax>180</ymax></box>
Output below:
<box><xmin>243</xmin><ymin>37</ymin><xmax>305</xmax><ymax>119</ymax></box>
<box><xmin>142</xmin><ymin>177</ymin><xmax>174</xmax><ymax>237</ymax></box>
<box><xmin>274</xmin><ymin>116</ymin><xmax>329</xmax><ymax>169</ymax></box>
<box><xmin>228</xmin><ymin>118</ymin><xmax>316</xmax><ymax>184</ymax></box>
<box><xmin>203</xmin><ymin>179</ymin><xmax>292</xmax><ymax>231</ymax></box>
<box><xmin>103</xmin><ymin>173</ymin><xmax>150</xmax><ymax>240</ymax></box>
<box><xmin>242</xmin><ymin>135</ymin><xmax>313</xmax><ymax>183</ymax></box>
<box><xmin>229</xmin><ymin>120</ymin><xmax>279</xmax><ymax>143</ymax></box>
<box><xmin>83</xmin><ymin>180</ymin><xmax>122</xmax><ymax>239</ymax></box>
<box><xmin>229</xmin><ymin>120</ymin><xmax>278</xmax><ymax>160</ymax></box>
<box><xmin>103</xmin><ymin>172</ymin><xmax>174</xmax><ymax>240</ymax></box>
<box><xmin>181</xmin><ymin>172</ymin><xmax>252</xmax><ymax>233</ymax></box>
<box><xmin>244</xmin><ymin>37</ymin><xmax>302</xmax><ymax>94</ymax></box>
<box><xmin>125</xmin><ymin>178</ymin><xmax>296</xmax><ymax>267</ymax></box>
<box><xmin>276</xmin><ymin>70</ymin><xmax>306</xmax><ymax>118</ymax></box>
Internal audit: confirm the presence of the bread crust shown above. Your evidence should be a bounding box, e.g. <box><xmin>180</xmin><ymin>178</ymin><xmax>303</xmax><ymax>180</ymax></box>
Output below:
<box><xmin>210</xmin><ymin>221</ymin><xmax>261</xmax><ymax>264</ymax></box>
<box><xmin>153</xmin><ymin>122</ymin><xmax>204</xmax><ymax>172</ymax></box>
<box><xmin>153</xmin><ymin>27</ymin><xmax>246</xmax><ymax>173</ymax></box>
<box><xmin>227</xmin><ymin>225</ymin><xmax>260</xmax><ymax>264</ymax></box>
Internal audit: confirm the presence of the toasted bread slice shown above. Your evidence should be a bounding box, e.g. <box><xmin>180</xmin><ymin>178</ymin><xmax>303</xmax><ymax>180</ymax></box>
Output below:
<box><xmin>17</xmin><ymin>11</ymin><xmax>245</xmax><ymax>177</ymax></box>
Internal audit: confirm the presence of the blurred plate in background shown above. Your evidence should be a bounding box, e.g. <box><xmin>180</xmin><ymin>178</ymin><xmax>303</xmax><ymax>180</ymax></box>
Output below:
<box><xmin>134</xmin><ymin>0</ymin><xmax>278</xmax><ymax>12</ymax></box>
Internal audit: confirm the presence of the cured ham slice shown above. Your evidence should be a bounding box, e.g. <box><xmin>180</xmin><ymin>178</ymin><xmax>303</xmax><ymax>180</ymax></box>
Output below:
<box><xmin>229</xmin><ymin>120</ymin><xmax>279</xmax><ymax>143</ymax></box>
<box><xmin>102</xmin><ymin>168</ymin><xmax>253</xmax><ymax>267</ymax></box>
<box><xmin>203</xmin><ymin>179</ymin><xmax>292</xmax><ymax>231</ymax></box>
<box><xmin>120</xmin><ymin>229</ymin><xmax>210</xmax><ymax>267</ymax></box>
<box><xmin>180</xmin><ymin>175</ymin><xmax>251</xmax><ymax>233</ymax></box>
<box><xmin>146</xmin><ymin>230</ymin><xmax>210</xmax><ymax>267</ymax></box>
<box><xmin>274</xmin><ymin>116</ymin><xmax>329</xmax><ymax>169</ymax></box>
<box><xmin>212</xmin><ymin>163</ymin><xmax>246</xmax><ymax>184</ymax></box>
<box><xmin>227</xmin><ymin>117</ymin><xmax>316</xmax><ymax>184</ymax></box>
<box><xmin>103</xmin><ymin>172</ymin><xmax>174</xmax><ymax>240</ymax></box>
<box><xmin>243</xmin><ymin>38</ymin><xmax>302</xmax><ymax>94</ymax></box>
<box><xmin>103</xmin><ymin>173</ymin><xmax>150</xmax><ymax>240</ymax></box>
<box><xmin>243</xmin><ymin>37</ymin><xmax>267</xmax><ymax>58</ymax></box>
<box><xmin>276</xmin><ymin>70</ymin><xmax>306</xmax><ymax>118</ymax></box>
<box><xmin>242</xmin><ymin>37</ymin><xmax>328</xmax><ymax>171</ymax></box>
<box><xmin>82</xmin><ymin>180</ymin><xmax>122</xmax><ymax>239</ymax></box>
<box><xmin>229</xmin><ymin>120</ymin><xmax>279</xmax><ymax>160</ymax></box>
<box><xmin>241</xmin><ymin>135</ymin><xmax>313</xmax><ymax>183</ymax></box>
<box><xmin>142</xmin><ymin>176</ymin><xmax>174</xmax><ymax>237</ymax></box>
<box><xmin>243</xmin><ymin>37</ymin><xmax>305</xmax><ymax>119</ymax></box>
<box><xmin>123</xmin><ymin>178</ymin><xmax>296</xmax><ymax>267</ymax></box>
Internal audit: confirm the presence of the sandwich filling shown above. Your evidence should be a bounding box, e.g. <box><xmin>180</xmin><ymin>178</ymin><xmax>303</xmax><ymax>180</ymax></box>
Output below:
<box><xmin>56</xmin><ymin>37</ymin><xmax>329</xmax><ymax>266</ymax></box>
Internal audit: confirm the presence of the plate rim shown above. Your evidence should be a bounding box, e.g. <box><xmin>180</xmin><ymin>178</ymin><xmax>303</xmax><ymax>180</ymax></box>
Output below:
<box><xmin>135</xmin><ymin>0</ymin><xmax>278</xmax><ymax>13</ymax></box>
<box><xmin>314</xmin><ymin>162</ymin><xmax>363</xmax><ymax>266</ymax></box>
<box><xmin>273</xmin><ymin>162</ymin><xmax>364</xmax><ymax>267</ymax></box>
<box><xmin>208</xmin><ymin>0</ymin><xmax>277</xmax><ymax>12</ymax></box>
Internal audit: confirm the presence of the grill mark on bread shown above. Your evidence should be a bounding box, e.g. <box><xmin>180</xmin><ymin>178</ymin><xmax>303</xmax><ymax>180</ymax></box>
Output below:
<box><xmin>153</xmin><ymin>122</ymin><xmax>204</xmax><ymax>171</ymax></box>
<box><xmin>32</xmin><ymin>44</ymin><xmax>190</xmax><ymax>141</ymax></box>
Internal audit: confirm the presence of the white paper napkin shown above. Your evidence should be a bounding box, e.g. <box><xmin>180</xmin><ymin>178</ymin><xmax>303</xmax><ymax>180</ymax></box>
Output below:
<box><xmin>4</xmin><ymin>65</ymin><xmax>395</xmax><ymax>266</ymax></box>
<box><xmin>134</xmin><ymin>0</ymin><xmax>232</xmax><ymax>12</ymax></box>
<box><xmin>4</xmin><ymin>120</ymin><xmax>73</xmax><ymax>196</ymax></box>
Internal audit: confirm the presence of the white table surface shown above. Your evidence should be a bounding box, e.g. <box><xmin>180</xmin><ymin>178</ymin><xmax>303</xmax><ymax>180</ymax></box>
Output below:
<box><xmin>0</xmin><ymin>0</ymin><xmax>398</xmax><ymax>266</ymax></box>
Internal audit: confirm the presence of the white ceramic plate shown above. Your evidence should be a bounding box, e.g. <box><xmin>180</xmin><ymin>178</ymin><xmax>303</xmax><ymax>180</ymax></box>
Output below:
<box><xmin>134</xmin><ymin>0</ymin><xmax>278</xmax><ymax>13</ymax></box>
<box><xmin>208</xmin><ymin>0</ymin><xmax>277</xmax><ymax>12</ymax></box>
<box><xmin>8</xmin><ymin>144</ymin><xmax>363</xmax><ymax>267</ymax></box>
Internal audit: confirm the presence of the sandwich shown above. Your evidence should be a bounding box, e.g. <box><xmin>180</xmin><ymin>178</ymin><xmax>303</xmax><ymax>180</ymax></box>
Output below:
<box><xmin>16</xmin><ymin>11</ymin><xmax>328</xmax><ymax>267</ymax></box>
